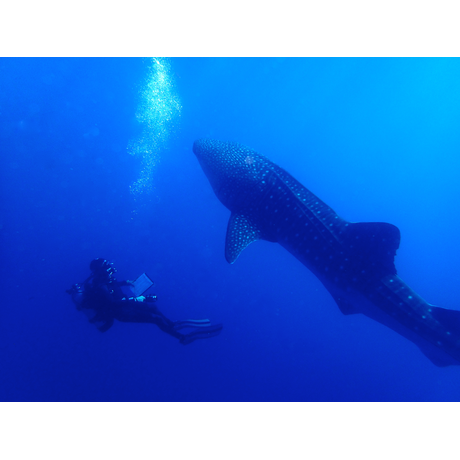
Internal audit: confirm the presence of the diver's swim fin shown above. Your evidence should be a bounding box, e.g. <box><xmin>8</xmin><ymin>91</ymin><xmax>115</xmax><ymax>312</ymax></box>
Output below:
<box><xmin>173</xmin><ymin>319</ymin><xmax>211</xmax><ymax>330</ymax></box>
<box><xmin>180</xmin><ymin>324</ymin><xmax>223</xmax><ymax>345</ymax></box>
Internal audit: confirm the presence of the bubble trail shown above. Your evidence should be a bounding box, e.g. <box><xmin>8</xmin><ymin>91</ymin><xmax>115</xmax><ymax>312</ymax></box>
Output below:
<box><xmin>128</xmin><ymin>58</ymin><xmax>181</xmax><ymax>195</ymax></box>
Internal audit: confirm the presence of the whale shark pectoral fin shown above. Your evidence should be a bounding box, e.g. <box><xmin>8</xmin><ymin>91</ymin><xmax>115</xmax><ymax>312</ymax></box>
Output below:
<box><xmin>225</xmin><ymin>212</ymin><xmax>262</xmax><ymax>264</ymax></box>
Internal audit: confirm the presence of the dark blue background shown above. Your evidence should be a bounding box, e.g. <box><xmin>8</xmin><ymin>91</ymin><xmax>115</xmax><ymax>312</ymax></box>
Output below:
<box><xmin>1</xmin><ymin>58</ymin><xmax>460</xmax><ymax>401</ymax></box>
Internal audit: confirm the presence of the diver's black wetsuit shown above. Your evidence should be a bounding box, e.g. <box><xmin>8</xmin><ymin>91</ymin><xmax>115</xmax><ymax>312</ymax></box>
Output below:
<box><xmin>74</xmin><ymin>269</ymin><xmax>222</xmax><ymax>344</ymax></box>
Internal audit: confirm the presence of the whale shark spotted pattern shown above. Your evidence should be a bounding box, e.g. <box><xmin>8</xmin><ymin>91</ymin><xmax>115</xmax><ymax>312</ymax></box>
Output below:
<box><xmin>193</xmin><ymin>138</ymin><xmax>460</xmax><ymax>367</ymax></box>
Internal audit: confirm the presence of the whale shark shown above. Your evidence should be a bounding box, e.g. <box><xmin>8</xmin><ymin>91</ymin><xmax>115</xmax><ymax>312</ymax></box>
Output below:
<box><xmin>193</xmin><ymin>138</ymin><xmax>460</xmax><ymax>367</ymax></box>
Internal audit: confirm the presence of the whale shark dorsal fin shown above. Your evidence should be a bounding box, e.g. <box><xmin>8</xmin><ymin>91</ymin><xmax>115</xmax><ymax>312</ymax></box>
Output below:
<box><xmin>225</xmin><ymin>213</ymin><xmax>261</xmax><ymax>264</ymax></box>
<box><xmin>343</xmin><ymin>222</ymin><xmax>401</xmax><ymax>274</ymax></box>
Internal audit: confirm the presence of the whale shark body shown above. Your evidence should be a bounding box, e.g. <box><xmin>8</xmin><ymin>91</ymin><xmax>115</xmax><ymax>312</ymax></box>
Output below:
<box><xmin>193</xmin><ymin>138</ymin><xmax>460</xmax><ymax>367</ymax></box>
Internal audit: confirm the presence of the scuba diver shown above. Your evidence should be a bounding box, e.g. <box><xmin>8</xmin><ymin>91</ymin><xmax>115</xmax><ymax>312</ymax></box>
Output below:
<box><xmin>66</xmin><ymin>258</ymin><xmax>223</xmax><ymax>345</ymax></box>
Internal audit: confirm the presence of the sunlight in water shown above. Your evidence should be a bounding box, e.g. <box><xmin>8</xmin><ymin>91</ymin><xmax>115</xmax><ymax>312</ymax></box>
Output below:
<box><xmin>128</xmin><ymin>58</ymin><xmax>181</xmax><ymax>195</ymax></box>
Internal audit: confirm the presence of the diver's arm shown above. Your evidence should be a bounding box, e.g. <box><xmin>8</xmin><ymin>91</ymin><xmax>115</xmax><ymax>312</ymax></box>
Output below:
<box><xmin>117</xmin><ymin>280</ymin><xmax>135</xmax><ymax>287</ymax></box>
<box><xmin>97</xmin><ymin>318</ymin><xmax>114</xmax><ymax>332</ymax></box>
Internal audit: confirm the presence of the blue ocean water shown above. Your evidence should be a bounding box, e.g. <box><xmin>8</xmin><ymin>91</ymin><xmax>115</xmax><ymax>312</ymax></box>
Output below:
<box><xmin>1</xmin><ymin>57</ymin><xmax>460</xmax><ymax>401</ymax></box>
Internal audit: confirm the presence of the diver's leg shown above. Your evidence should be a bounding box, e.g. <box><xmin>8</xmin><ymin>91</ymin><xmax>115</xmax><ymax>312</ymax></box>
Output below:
<box><xmin>115</xmin><ymin>301</ymin><xmax>221</xmax><ymax>343</ymax></box>
<box><xmin>153</xmin><ymin>319</ymin><xmax>184</xmax><ymax>340</ymax></box>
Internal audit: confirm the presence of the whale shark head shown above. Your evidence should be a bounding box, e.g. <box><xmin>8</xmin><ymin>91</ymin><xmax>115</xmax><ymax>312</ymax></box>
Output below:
<box><xmin>193</xmin><ymin>138</ymin><xmax>273</xmax><ymax>211</ymax></box>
